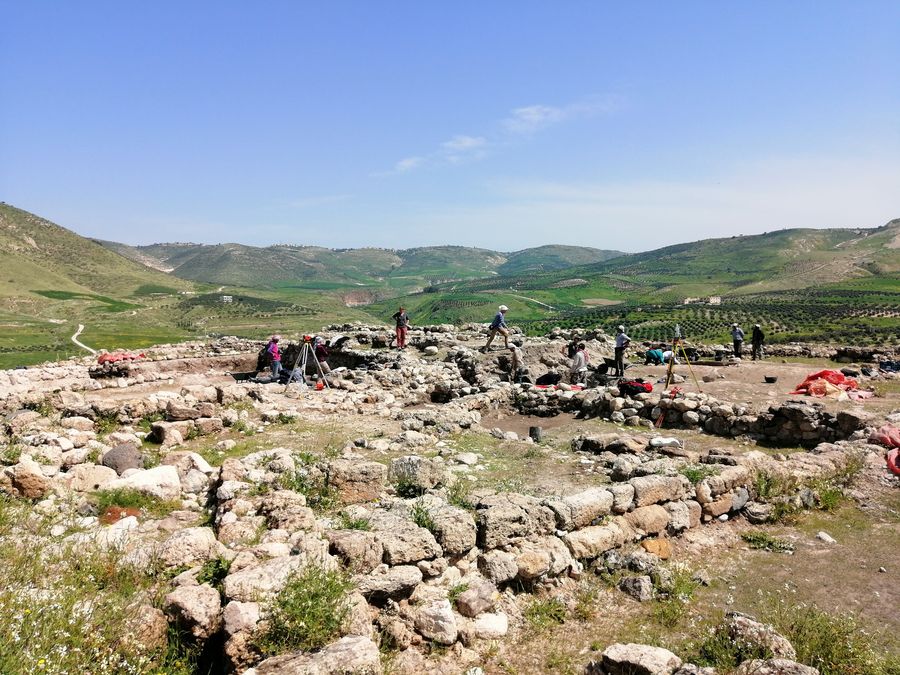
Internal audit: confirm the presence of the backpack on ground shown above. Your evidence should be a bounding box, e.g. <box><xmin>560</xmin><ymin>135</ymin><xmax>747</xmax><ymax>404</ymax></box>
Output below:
<box><xmin>618</xmin><ymin>379</ymin><xmax>652</xmax><ymax>396</ymax></box>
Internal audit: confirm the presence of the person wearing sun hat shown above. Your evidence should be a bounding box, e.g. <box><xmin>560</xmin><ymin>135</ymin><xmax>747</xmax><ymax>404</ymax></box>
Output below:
<box><xmin>267</xmin><ymin>334</ymin><xmax>282</xmax><ymax>379</ymax></box>
<box><xmin>483</xmin><ymin>305</ymin><xmax>510</xmax><ymax>351</ymax></box>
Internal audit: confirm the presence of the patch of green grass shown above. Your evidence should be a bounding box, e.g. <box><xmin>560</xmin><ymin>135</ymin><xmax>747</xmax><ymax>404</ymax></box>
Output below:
<box><xmin>337</xmin><ymin>513</ymin><xmax>371</xmax><ymax>531</ymax></box>
<box><xmin>394</xmin><ymin>478</ymin><xmax>426</xmax><ymax>499</ymax></box>
<box><xmin>652</xmin><ymin>563</ymin><xmax>700</xmax><ymax>627</ymax></box>
<box><xmin>764</xmin><ymin>600</ymin><xmax>900</xmax><ymax>675</ymax></box>
<box><xmin>277</xmin><ymin>469</ymin><xmax>339</xmax><ymax>512</ymax></box>
<box><xmin>94</xmin><ymin>410</ymin><xmax>120</xmax><ymax>436</ymax></box>
<box><xmin>445</xmin><ymin>480</ymin><xmax>476</xmax><ymax>511</ymax></box>
<box><xmin>741</xmin><ymin>530</ymin><xmax>795</xmax><ymax>553</ymax></box>
<box><xmin>136</xmin><ymin>411</ymin><xmax>165</xmax><ymax>433</ymax></box>
<box><xmin>196</xmin><ymin>556</ymin><xmax>232</xmax><ymax>594</ymax></box>
<box><xmin>93</xmin><ymin>488</ymin><xmax>180</xmax><ymax>518</ymax></box>
<box><xmin>545</xmin><ymin>649</ymin><xmax>578</xmax><ymax>674</ymax></box>
<box><xmin>681</xmin><ymin>622</ymin><xmax>773</xmax><ymax>670</ymax></box>
<box><xmin>254</xmin><ymin>565</ymin><xmax>352</xmax><ymax>655</ymax></box>
<box><xmin>0</xmin><ymin>495</ymin><xmax>176</xmax><ymax>674</ymax></box>
<box><xmin>448</xmin><ymin>583</ymin><xmax>469</xmax><ymax>604</ymax></box>
<box><xmin>679</xmin><ymin>464</ymin><xmax>718</xmax><ymax>485</ymax></box>
<box><xmin>409</xmin><ymin>499</ymin><xmax>436</xmax><ymax>533</ymax></box>
<box><xmin>25</xmin><ymin>396</ymin><xmax>55</xmax><ymax>418</ymax></box>
<box><xmin>524</xmin><ymin>596</ymin><xmax>567</xmax><ymax>631</ymax></box>
<box><xmin>754</xmin><ymin>471</ymin><xmax>799</xmax><ymax>500</ymax></box>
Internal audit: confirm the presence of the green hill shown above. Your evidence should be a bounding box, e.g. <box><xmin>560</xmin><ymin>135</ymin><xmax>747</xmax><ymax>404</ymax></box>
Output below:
<box><xmin>98</xmin><ymin>240</ymin><xmax>621</xmax><ymax>293</ymax></box>
<box><xmin>499</xmin><ymin>245</ymin><xmax>623</xmax><ymax>275</ymax></box>
<box><xmin>0</xmin><ymin>204</ymin><xmax>192</xmax><ymax>302</ymax></box>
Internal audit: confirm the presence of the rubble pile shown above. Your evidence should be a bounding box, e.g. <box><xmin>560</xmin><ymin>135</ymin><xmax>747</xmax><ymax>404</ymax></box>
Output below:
<box><xmin>0</xmin><ymin>324</ymin><xmax>897</xmax><ymax>674</ymax></box>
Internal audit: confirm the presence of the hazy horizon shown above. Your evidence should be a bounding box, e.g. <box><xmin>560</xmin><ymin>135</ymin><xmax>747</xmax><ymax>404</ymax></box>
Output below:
<box><xmin>2</xmin><ymin>2</ymin><xmax>899</xmax><ymax>250</ymax></box>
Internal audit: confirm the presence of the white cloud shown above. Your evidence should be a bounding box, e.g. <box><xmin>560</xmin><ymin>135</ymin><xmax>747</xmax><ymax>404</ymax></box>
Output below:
<box><xmin>501</xmin><ymin>96</ymin><xmax>621</xmax><ymax>135</ymax></box>
<box><xmin>382</xmin><ymin>95</ymin><xmax>620</xmax><ymax>175</ymax></box>
<box><xmin>394</xmin><ymin>156</ymin><xmax>425</xmax><ymax>173</ymax></box>
<box><xmin>502</xmin><ymin>105</ymin><xmax>567</xmax><ymax>134</ymax></box>
<box><xmin>441</xmin><ymin>135</ymin><xmax>487</xmax><ymax>151</ymax></box>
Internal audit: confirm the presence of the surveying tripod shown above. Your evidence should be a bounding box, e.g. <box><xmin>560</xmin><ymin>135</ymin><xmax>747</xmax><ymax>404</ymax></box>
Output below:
<box><xmin>283</xmin><ymin>340</ymin><xmax>330</xmax><ymax>393</ymax></box>
<box><xmin>663</xmin><ymin>325</ymin><xmax>701</xmax><ymax>391</ymax></box>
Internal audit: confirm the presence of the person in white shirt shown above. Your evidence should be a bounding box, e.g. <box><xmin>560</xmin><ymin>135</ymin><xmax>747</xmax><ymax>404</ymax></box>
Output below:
<box><xmin>569</xmin><ymin>343</ymin><xmax>588</xmax><ymax>384</ymax></box>
<box><xmin>614</xmin><ymin>325</ymin><xmax>630</xmax><ymax>376</ymax></box>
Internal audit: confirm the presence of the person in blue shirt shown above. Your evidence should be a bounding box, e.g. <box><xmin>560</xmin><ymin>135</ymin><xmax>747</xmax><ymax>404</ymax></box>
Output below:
<box><xmin>731</xmin><ymin>323</ymin><xmax>745</xmax><ymax>358</ymax></box>
<box><xmin>483</xmin><ymin>305</ymin><xmax>509</xmax><ymax>351</ymax></box>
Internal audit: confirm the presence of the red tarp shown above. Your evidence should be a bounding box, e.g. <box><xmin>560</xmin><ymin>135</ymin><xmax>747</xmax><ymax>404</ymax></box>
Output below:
<box><xmin>870</xmin><ymin>424</ymin><xmax>900</xmax><ymax>449</ymax></box>
<box><xmin>96</xmin><ymin>351</ymin><xmax>145</xmax><ymax>364</ymax></box>
<box><xmin>789</xmin><ymin>369</ymin><xmax>874</xmax><ymax>401</ymax></box>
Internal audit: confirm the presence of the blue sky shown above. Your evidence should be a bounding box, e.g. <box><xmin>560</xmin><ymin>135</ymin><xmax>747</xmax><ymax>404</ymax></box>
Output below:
<box><xmin>2</xmin><ymin>2</ymin><xmax>899</xmax><ymax>251</ymax></box>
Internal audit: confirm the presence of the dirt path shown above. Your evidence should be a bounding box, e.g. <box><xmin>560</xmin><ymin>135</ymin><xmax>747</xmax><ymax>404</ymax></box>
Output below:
<box><xmin>70</xmin><ymin>323</ymin><xmax>96</xmax><ymax>355</ymax></box>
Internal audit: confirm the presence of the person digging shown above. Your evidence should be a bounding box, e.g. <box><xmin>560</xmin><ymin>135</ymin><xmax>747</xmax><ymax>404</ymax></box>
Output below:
<box><xmin>483</xmin><ymin>305</ymin><xmax>510</xmax><ymax>351</ymax></box>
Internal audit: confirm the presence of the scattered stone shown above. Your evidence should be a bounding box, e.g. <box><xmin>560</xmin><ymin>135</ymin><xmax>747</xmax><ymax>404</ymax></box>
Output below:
<box><xmin>590</xmin><ymin>642</ymin><xmax>682</xmax><ymax>675</ymax></box>
<box><xmin>618</xmin><ymin>575</ymin><xmax>654</xmax><ymax>602</ymax></box>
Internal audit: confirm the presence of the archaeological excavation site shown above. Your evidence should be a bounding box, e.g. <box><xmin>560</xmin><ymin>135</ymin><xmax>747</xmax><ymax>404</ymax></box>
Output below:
<box><xmin>1</xmin><ymin>324</ymin><xmax>898</xmax><ymax>675</ymax></box>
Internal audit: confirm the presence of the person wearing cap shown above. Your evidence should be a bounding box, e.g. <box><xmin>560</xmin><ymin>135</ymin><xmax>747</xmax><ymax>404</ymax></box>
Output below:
<box><xmin>267</xmin><ymin>335</ymin><xmax>282</xmax><ymax>379</ymax></box>
<box><xmin>614</xmin><ymin>325</ymin><xmax>631</xmax><ymax>376</ymax></box>
<box><xmin>751</xmin><ymin>323</ymin><xmax>765</xmax><ymax>361</ymax></box>
<box><xmin>314</xmin><ymin>336</ymin><xmax>332</xmax><ymax>374</ymax></box>
<box><xmin>731</xmin><ymin>323</ymin><xmax>745</xmax><ymax>358</ymax></box>
<box><xmin>484</xmin><ymin>305</ymin><xmax>510</xmax><ymax>351</ymax></box>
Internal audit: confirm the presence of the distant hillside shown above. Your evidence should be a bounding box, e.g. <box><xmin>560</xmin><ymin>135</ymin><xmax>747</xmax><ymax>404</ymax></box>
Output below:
<box><xmin>499</xmin><ymin>245</ymin><xmax>623</xmax><ymax>275</ymax></box>
<box><xmin>98</xmin><ymin>240</ymin><xmax>621</xmax><ymax>291</ymax></box>
<box><xmin>0</xmin><ymin>204</ymin><xmax>192</xmax><ymax>302</ymax></box>
<box><xmin>441</xmin><ymin>220</ymin><xmax>900</xmax><ymax>300</ymax></box>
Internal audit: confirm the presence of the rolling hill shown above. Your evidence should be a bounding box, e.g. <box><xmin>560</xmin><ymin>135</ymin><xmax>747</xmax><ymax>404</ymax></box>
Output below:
<box><xmin>97</xmin><ymin>240</ymin><xmax>623</xmax><ymax>292</ymax></box>
<box><xmin>0</xmin><ymin>204</ymin><xmax>193</xmax><ymax>303</ymax></box>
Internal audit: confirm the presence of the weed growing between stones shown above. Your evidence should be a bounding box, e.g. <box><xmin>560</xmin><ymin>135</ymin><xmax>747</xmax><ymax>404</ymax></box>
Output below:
<box><xmin>651</xmin><ymin>563</ymin><xmax>700</xmax><ymax>627</ymax></box>
<box><xmin>94</xmin><ymin>410</ymin><xmax>121</xmax><ymax>436</ymax></box>
<box><xmin>136</xmin><ymin>411</ymin><xmax>165</xmax><ymax>433</ymax></box>
<box><xmin>277</xmin><ymin>469</ymin><xmax>338</xmax><ymax>512</ymax></box>
<box><xmin>394</xmin><ymin>477</ymin><xmax>426</xmax><ymax>499</ymax></box>
<box><xmin>447</xmin><ymin>583</ymin><xmax>469</xmax><ymax>604</ymax></box>
<box><xmin>24</xmin><ymin>395</ymin><xmax>55</xmax><ymax>417</ymax></box>
<box><xmin>1</xmin><ymin>442</ymin><xmax>21</xmax><ymax>464</ymax></box>
<box><xmin>523</xmin><ymin>596</ymin><xmax>567</xmax><ymax>631</ymax></box>
<box><xmin>741</xmin><ymin>530</ymin><xmax>795</xmax><ymax>552</ymax></box>
<box><xmin>679</xmin><ymin>464</ymin><xmax>718</xmax><ymax>485</ymax></box>
<box><xmin>196</xmin><ymin>556</ymin><xmax>232</xmax><ymax>595</ymax></box>
<box><xmin>680</xmin><ymin>600</ymin><xmax>900</xmax><ymax>675</ymax></box>
<box><xmin>254</xmin><ymin>565</ymin><xmax>352</xmax><ymax>655</ymax></box>
<box><xmin>445</xmin><ymin>480</ymin><xmax>476</xmax><ymax>511</ymax></box>
<box><xmin>93</xmin><ymin>487</ymin><xmax>181</xmax><ymax>519</ymax></box>
<box><xmin>681</xmin><ymin>621</ymin><xmax>773</xmax><ymax>670</ymax></box>
<box><xmin>337</xmin><ymin>512</ymin><xmax>372</xmax><ymax>530</ymax></box>
<box><xmin>410</xmin><ymin>498</ymin><xmax>437</xmax><ymax>533</ymax></box>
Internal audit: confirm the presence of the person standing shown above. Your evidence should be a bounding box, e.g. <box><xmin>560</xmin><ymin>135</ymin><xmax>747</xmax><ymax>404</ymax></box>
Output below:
<box><xmin>570</xmin><ymin>343</ymin><xmax>588</xmax><ymax>384</ymax></box>
<box><xmin>484</xmin><ymin>305</ymin><xmax>510</xmax><ymax>351</ymax></box>
<box><xmin>392</xmin><ymin>306</ymin><xmax>410</xmax><ymax>349</ymax></box>
<box><xmin>751</xmin><ymin>324</ymin><xmax>765</xmax><ymax>361</ymax></box>
<box><xmin>314</xmin><ymin>337</ymin><xmax>332</xmax><ymax>375</ymax></box>
<box><xmin>267</xmin><ymin>335</ymin><xmax>282</xmax><ymax>379</ymax></box>
<box><xmin>731</xmin><ymin>323</ymin><xmax>745</xmax><ymax>358</ymax></box>
<box><xmin>614</xmin><ymin>325</ymin><xmax>630</xmax><ymax>376</ymax></box>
